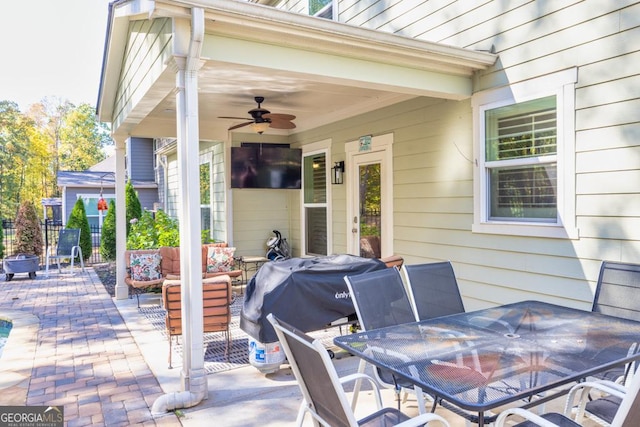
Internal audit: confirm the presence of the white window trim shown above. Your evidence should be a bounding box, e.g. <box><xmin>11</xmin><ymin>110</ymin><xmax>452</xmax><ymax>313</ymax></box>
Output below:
<box><xmin>300</xmin><ymin>139</ymin><xmax>332</xmax><ymax>257</ymax></box>
<box><xmin>472</xmin><ymin>68</ymin><xmax>579</xmax><ymax>239</ymax></box>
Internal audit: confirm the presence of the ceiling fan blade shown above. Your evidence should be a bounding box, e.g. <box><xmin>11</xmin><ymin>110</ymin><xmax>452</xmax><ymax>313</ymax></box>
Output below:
<box><xmin>219</xmin><ymin>116</ymin><xmax>251</xmax><ymax>120</ymax></box>
<box><xmin>269</xmin><ymin>119</ymin><xmax>296</xmax><ymax>129</ymax></box>
<box><xmin>228</xmin><ymin>121</ymin><xmax>252</xmax><ymax>131</ymax></box>
<box><xmin>263</xmin><ymin>113</ymin><xmax>296</xmax><ymax>121</ymax></box>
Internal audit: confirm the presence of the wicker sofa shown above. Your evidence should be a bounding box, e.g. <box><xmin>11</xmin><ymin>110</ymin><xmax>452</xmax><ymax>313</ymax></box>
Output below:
<box><xmin>124</xmin><ymin>243</ymin><xmax>242</xmax><ymax>306</ymax></box>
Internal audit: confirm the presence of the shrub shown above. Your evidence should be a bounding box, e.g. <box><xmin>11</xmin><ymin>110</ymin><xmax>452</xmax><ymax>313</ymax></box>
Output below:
<box><xmin>126</xmin><ymin>210</ymin><xmax>158</xmax><ymax>250</ymax></box>
<box><xmin>14</xmin><ymin>200</ymin><xmax>43</xmax><ymax>257</ymax></box>
<box><xmin>126</xmin><ymin>209</ymin><xmax>181</xmax><ymax>250</ymax></box>
<box><xmin>155</xmin><ymin>210</ymin><xmax>179</xmax><ymax>247</ymax></box>
<box><xmin>100</xmin><ymin>200</ymin><xmax>116</xmax><ymax>260</ymax></box>
<box><xmin>66</xmin><ymin>197</ymin><xmax>92</xmax><ymax>261</ymax></box>
<box><xmin>125</xmin><ymin>180</ymin><xmax>142</xmax><ymax>236</ymax></box>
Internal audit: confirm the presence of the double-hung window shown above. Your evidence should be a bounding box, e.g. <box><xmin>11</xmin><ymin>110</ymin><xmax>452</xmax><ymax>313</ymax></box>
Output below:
<box><xmin>473</xmin><ymin>69</ymin><xmax>578</xmax><ymax>239</ymax></box>
<box><xmin>302</xmin><ymin>140</ymin><xmax>332</xmax><ymax>256</ymax></box>
<box><xmin>303</xmin><ymin>153</ymin><xmax>328</xmax><ymax>255</ymax></box>
<box><xmin>486</xmin><ymin>96</ymin><xmax>557</xmax><ymax>221</ymax></box>
<box><xmin>200</xmin><ymin>161</ymin><xmax>212</xmax><ymax>238</ymax></box>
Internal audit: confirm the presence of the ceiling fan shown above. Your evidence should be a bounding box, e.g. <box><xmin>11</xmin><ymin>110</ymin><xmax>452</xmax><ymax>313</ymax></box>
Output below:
<box><xmin>219</xmin><ymin>96</ymin><xmax>296</xmax><ymax>134</ymax></box>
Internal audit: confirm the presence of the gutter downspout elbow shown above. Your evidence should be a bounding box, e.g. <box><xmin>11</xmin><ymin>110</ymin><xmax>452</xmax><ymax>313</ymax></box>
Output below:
<box><xmin>151</xmin><ymin>371</ymin><xmax>207</xmax><ymax>415</ymax></box>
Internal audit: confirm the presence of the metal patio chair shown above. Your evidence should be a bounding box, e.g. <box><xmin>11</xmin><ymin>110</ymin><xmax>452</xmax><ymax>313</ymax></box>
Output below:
<box><xmin>401</xmin><ymin>261</ymin><xmax>465</xmax><ymax>321</ymax></box>
<box><xmin>45</xmin><ymin>228</ymin><xmax>85</xmax><ymax>277</ymax></box>
<box><xmin>591</xmin><ymin>261</ymin><xmax>640</xmax><ymax>386</ymax></box>
<box><xmin>495</xmin><ymin>368</ymin><xmax>640</xmax><ymax>427</ymax></box>
<box><xmin>267</xmin><ymin>313</ymin><xmax>450</xmax><ymax>427</ymax></box>
<box><xmin>345</xmin><ymin>267</ymin><xmax>429</xmax><ymax>413</ymax></box>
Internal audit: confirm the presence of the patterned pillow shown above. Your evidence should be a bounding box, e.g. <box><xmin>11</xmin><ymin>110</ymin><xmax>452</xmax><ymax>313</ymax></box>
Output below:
<box><xmin>130</xmin><ymin>252</ymin><xmax>162</xmax><ymax>281</ymax></box>
<box><xmin>207</xmin><ymin>247</ymin><xmax>236</xmax><ymax>273</ymax></box>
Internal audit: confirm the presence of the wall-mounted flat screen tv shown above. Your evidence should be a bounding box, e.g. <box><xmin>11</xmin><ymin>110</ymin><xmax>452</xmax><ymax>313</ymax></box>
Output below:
<box><xmin>231</xmin><ymin>145</ymin><xmax>302</xmax><ymax>189</ymax></box>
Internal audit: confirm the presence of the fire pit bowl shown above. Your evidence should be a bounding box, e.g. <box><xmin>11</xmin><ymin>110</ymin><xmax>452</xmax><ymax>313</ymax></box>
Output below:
<box><xmin>3</xmin><ymin>254</ymin><xmax>39</xmax><ymax>281</ymax></box>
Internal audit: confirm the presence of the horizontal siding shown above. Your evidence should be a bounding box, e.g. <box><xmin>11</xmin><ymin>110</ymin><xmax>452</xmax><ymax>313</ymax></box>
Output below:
<box><xmin>257</xmin><ymin>1</ymin><xmax>640</xmax><ymax>310</ymax></box>
<box><xmin>114</xmin><ymin>18</ymin><xmax>172</xmax><ymax>129</ymax></box>
<box><xmin>232</xmin><ymin>189</ymin><xmax>292</xmax><ymax>257</ymax></box>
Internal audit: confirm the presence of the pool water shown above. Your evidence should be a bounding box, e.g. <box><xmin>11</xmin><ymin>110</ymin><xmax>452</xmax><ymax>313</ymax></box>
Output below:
<box><xmin>0</xmin><ymin>319</ymin><xmax>12</xmax><ymax>358</ymax></box>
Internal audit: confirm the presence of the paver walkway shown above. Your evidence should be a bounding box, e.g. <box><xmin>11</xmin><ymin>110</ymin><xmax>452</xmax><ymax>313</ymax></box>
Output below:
<box><xmin>0</xmin><ymin>268</ymin><xmax>180</xmax><ymax>426</ymax></box>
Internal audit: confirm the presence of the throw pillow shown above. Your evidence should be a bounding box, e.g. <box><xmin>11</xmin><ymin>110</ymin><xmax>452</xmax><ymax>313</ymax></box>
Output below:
<box><xmin>130</xmin><ymin>252</ymin><xmax>162</xmax><ymax>281</ymax></box>
<box><xmin>207</xmin><ymin>246</ymin><xmax>236</xmax><ymax>273</ymax></box>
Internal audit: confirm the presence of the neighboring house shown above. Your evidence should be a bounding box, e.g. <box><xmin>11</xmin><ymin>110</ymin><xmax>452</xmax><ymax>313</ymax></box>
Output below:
<box><xmin>57</xmin><ymin>137</ymin><xmax>159</xmax><ymax>228</ymax></box>
<box><xmin>97</xmin><ymin>0</ymin><xmax>640</xmax><ymax>313</ymax></box>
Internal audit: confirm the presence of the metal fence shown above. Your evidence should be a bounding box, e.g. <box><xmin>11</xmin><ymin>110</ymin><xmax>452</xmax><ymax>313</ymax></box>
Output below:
<box><xmin>1</xmin><ymin>219</ymin><xmax>104</xmax><ymax>266</ymax></box>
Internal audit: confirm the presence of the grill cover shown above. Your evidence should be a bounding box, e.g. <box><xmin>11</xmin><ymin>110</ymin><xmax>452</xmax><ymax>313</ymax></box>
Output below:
<box><xmin>240</xmin><ymin>254</ymin><xmax>386</xmax><ymax>343</ymax></box>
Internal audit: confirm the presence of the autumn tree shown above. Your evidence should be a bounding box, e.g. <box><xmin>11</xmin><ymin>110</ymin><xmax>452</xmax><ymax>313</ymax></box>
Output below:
<box><xmin>0</xmin><ymin>101</ymin><xmax>35</xmax><ymax>217</ymax></box>
<box><xmin>58</xmin><ymin>103</ymin><xmax>110</xmax><ymax>171</ymax></box>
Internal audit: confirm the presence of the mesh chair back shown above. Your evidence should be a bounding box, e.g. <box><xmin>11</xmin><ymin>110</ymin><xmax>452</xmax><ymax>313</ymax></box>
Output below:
<box><xmin>268</xmin><ymin>314</ymin><xmax>352</xmax><ymax>427</ymax></box>
<box><xmin>592</xmin><ymin>261</ymin><xmax>640</xmax><ymax>321</ymax></box>
<box><xmin>56</xmin><ymin>229</ymin><xmax>81</xmax><ymax>256</ymax></box>
<box><xmin>345</xmin><ymin>267</ymin><xmax>415</xmax><ymax>331</ymax></box>
<box><xmin>403</xmin><ymin>261</ymin><xmax>465</xmax><ymax>321</ymax></box>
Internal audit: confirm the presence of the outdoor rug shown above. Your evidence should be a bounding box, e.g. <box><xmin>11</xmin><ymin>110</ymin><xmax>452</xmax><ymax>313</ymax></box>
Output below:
<box><xmin>138</xmin><ymin>294</ymin><xmax>346</xmax><ymax>374</ymax></box>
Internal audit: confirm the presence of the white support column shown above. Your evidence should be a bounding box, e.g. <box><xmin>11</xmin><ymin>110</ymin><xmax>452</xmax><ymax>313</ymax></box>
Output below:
<box><xmin>114</xmin><ymin>139</ymin><xmax>129</xmax><ymax>300</ymax></box>
<box><xmin>174</xmin><ymin>8</ymin><xmax>206</xmax><ymax>397</ymax></box>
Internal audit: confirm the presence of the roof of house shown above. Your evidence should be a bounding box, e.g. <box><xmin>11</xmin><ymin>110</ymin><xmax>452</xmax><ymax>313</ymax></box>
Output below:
<box><xmin>57</xmin><ymin>171</ymin><xmax>156</xmax><ymax>189</ymax></box>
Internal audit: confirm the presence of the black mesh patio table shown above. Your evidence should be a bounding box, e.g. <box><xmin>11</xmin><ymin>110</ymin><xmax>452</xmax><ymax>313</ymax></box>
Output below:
<box><xmin>334</xmin><ymin>300</ymin><xmax>640</xmax><ymax>426</ymax></box>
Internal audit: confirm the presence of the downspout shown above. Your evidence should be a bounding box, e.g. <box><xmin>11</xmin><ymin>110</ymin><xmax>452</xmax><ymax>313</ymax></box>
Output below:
<box><xmin>152</xmin><ymin>6</ymin><xmax>206</xmax><ymax>415</ymax></box>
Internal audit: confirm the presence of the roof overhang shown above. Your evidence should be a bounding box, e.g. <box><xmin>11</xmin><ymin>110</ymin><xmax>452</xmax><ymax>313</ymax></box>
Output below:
<box><xmin>97</xmin><ymin>0</ymin><xmax>497</xmax><ymax>137</ymax></box>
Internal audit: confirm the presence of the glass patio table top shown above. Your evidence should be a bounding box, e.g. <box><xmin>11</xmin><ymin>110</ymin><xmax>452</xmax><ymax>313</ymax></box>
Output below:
<box><xmin>334</xmin><ymin>300</ymin><xmax>640</xmax><ymax>425</ymax></box>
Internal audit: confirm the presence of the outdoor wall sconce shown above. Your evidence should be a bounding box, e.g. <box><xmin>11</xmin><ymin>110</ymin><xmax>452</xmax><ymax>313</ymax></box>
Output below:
<box><xmin>332</xmin><ymin>161</ymin><xmax>345</xmax><ymax>185</ymax></box>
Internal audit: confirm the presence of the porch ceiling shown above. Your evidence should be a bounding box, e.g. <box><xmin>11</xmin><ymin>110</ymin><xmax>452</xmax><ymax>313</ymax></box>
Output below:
<box><xmin>98</xmin><ymin>0</ymin><xmax>497</xmax><ymax>140</ymax></box>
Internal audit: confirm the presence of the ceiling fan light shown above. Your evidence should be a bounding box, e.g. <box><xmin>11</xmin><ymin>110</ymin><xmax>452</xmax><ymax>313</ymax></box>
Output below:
<box><xmin>251</xmin><ymin>122</ymin><xmax>270</xmax><ymax>134</ymax></box>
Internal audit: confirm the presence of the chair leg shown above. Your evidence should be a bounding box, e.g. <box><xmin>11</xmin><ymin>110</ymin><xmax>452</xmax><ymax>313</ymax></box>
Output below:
<box><xmin>77</xmin><ymin>247</ymin><xmax>85</xmax><ymax>273</ymax></box>
<box><xmin>168</xmin><ymin>335</ymin><xmax>173</xmax><ymax>369</ymax></box>
<box><xmin>351</xmin><ymin>358</ymin><xmax>367</xmax><ymax>410</ymax></box>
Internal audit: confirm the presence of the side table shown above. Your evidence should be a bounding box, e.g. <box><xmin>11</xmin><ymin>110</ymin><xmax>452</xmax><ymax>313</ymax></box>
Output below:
<box><xmin>238</xmin><ymin>256</ymin><xmax>269</xmax><ymax>291</ymax></box>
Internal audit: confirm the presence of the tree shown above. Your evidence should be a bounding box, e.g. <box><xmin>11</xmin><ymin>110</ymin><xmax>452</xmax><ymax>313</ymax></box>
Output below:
<box><xmin>66</xmin><ymin>198</ymin><xmax>92</xmax><ymax>261</ymax></box>
<box><xmin>0</xmin><ymin>219</ymin><xmax>4</xmax><ymax>259</ymax></box>
<box><xmin>0</xmin><ymin>101</ymin><xmax>36</xmax><ymax>217</ymax></box>
<box><xmin>125</xmin><ymin>180</ymin><xmax>142</xmax><ymax>236</ymax></box>
<box><xmin>13</xmin><ymin>200</ymin><xmax>43</xmax><ymax>257</ymax></box>
<box><xmin>58</xmin><ymin>103</ymin><xmax>110</xmax><ymax>171</ymax></box>
<box><xmin>100</xmin><ymin>200</ymin><xmax>116</xmax><ymax>261</ymax></box>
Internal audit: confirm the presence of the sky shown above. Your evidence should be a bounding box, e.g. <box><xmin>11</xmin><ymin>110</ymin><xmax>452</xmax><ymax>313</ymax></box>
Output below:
<box><xmin>0</xmin><ymin>0</ymin><xmax>112</xmax><ymax>111</ymax></box>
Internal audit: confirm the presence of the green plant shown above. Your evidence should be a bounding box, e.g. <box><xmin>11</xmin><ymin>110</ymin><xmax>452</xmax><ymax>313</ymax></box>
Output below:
<box><xmin>125</xmin><ymin>180</ymin><xmax>142</xmax><ymax>236</ymax></box>
<box><xmin>100</xmin><ymin>200</ymin><xmax>116</xmax><ymax>260</ymax></box>
<box><xmin>155</xmin><ymin>210</ymin><xmax>179</xmax><ymax>247</ymax></box>
<box><xmin>13</xmin><ymin>200</ymin><xmax>43</xmax><ymax>257</ymax></box>
<box><xmin>126</xmin><ymin>209</ymin><xmax>182</xmax><ymax>250</ymax></box>
<box><xmin>126</xmin><ymin>210</ymin><xmax>158</xmax><ymax>250</ymax></box>
<box><xmin>66</xmin><ymin>197</ymin><xmax>92</xmax><ymax>261</ymax></box>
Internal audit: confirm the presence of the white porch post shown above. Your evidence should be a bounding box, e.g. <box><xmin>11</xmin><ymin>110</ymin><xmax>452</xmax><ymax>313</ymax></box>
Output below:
<box><xmin>174</xmin><ymin>9</ymin><xmax>207</xmax><ymax>397</ymax></box>
<box><xmin>113</xmin><ymin>139</ymin><xmax>129</xmax><ymax>300</ymax></box>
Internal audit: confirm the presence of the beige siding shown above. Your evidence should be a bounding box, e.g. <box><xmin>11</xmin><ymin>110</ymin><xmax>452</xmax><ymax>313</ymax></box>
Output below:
<box><xmin>315</xmin><ymin>1</ymin><xmax>640</xmax><ymax>310</ymax></box>
<box><xmin>113</xmin><ymin>18</ymin><xmax>172</xmax><ymax>129</ymax></box>
<box><xmin>232</xmin><ymin>189</ymin><xmax>293</xmax><ymax>257</ymax></box>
